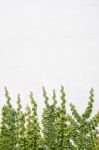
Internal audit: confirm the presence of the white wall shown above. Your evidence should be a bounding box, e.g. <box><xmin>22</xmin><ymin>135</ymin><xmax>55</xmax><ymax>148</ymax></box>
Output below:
<box><xmin>0</xmin><ymin>0</ymin><xmax>99</xmax><ymax>119</ymax></box>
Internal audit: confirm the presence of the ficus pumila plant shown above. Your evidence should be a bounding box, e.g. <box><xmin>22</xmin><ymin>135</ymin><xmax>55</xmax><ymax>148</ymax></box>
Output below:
<box><xmin>0</xmin><ymin>86</ymin><xmax>98</xmax><ymax>150</ymax></box>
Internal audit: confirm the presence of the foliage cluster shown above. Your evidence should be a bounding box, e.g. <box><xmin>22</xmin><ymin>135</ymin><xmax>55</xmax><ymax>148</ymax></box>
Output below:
<box><xmin>0</xmin><ymin>86</ymin><xmax>99</xmax><ymax>150</ymax></box>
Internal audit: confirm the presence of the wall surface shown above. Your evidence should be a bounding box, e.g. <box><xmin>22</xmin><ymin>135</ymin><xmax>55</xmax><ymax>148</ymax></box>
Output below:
<box><xmin>0</xmin><ymin>0</ymin><xmax>99</xmax><ymax>118</ymax></box>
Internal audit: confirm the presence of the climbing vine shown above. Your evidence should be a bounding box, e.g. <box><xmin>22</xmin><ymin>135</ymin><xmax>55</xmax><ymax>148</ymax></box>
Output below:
<box><xmin>0</xmin><ymin>86</ymin><xmax>98</xmax><ymax>150</ymax></box>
